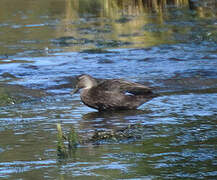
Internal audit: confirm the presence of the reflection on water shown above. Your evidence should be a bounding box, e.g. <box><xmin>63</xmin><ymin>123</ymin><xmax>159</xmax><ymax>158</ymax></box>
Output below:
<box><xmin>1</xmin><ymin>93</ymin><xmax>217</xmax><ymax>179</ymax></box>
<box><xmin>0</xmin><ymin>0</ymin><xmax>217</xmax><ymax>179</ymax></box>
<box><xmin>81</xmin><ymin>110</ymin><xmax>150</xmax><ymax>130</ymax></box>
<box><xmin>0</xmin><ymin>0</ymin><xmax>216</xmax><ymax>55</ymax></box>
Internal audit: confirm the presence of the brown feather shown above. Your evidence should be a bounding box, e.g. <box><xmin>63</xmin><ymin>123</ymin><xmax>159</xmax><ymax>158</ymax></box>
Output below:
<box><xmin>73</xmin><ymin>75</ymin><xmax>158</xmax><ymax>111</ymax></box>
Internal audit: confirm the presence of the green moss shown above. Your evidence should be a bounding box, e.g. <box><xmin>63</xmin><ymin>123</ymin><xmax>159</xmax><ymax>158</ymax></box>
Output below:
<box><xmin>0</xmin><ymin>88</ymin><xmax>16</xmax><ymax>106</ymax></box>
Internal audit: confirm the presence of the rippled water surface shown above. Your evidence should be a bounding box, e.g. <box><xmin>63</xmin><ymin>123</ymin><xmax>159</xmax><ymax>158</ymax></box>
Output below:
<box><xmin>0</xmin><ymin>0</ymin><xmax>217</xmax><ymax>179</ymax></box>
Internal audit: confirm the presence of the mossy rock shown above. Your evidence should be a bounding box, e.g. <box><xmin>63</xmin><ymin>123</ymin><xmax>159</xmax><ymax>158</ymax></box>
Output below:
<box><xmin>0</xmin><ymin>83</ymin><xmax>47</xmax><ymax>106</ymax></box>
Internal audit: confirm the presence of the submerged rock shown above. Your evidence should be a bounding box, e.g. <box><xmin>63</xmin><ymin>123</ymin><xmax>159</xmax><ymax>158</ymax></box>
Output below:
<box><xmin>1</xmin><ymin>72</ymin><xmax>16</xmax><ymax>79</ymax></box>
<box><xmin>86</xmin><ymin>124</ymin><xmax>146</xmax><ymax>144</ymax></box>
<box><xmin>0</xmin><ymin>83</ymin><xmax>48</xmax><ymax>106</ymax></box>
<box><xmin>57</xmin><ymin>123</ymin><xmax>149</xmax><ymax>148</ymax></box>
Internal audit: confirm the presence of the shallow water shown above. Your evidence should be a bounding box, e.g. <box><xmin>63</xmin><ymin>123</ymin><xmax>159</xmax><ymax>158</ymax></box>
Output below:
<box><xmin>0</xmin><ymin>0</ymin><xmax>217</xmax><ymax>179</ymax></box>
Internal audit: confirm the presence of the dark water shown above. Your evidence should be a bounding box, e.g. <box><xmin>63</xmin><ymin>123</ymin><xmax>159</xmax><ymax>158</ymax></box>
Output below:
<box><xmin>0</xmin><ymin>0</ymin><xmax>217</xmax><ymax>179</ymax></box>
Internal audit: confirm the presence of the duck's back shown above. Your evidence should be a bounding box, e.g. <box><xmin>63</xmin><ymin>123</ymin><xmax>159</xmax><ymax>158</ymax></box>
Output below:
<box><xmin>96</xmin><ymin>79</ymin><xmax>152</xmax><ymax>94</ymax></box>
<box><xmin>80</xmin><ymin>80</ymin><xmax>157</xmax><ymax>111</ymax></box>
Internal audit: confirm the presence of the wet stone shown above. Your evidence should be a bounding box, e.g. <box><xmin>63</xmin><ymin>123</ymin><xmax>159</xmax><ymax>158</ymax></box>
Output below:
<box><xmin>1</xmin><ymin>72</ymin><xmax>16</xmax><ymax>79</ymax></box>
<box><xmin>0</xmin><ymin>83</ymin><xmax>48</xmax><ymax>106</ymax></box>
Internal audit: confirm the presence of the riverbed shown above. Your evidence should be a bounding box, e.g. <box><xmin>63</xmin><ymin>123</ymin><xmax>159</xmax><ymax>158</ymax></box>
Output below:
<box><xmin>0</xmin><ymin>0</ymin><xmax>217</xmax><ymax>179</ymax></box>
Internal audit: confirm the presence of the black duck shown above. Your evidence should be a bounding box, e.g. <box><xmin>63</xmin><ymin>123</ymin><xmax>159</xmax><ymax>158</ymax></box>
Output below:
<box><xmin>72</xmin><ymin>74</ymin><xmax>157</xmax><ymax>111</ymax></box>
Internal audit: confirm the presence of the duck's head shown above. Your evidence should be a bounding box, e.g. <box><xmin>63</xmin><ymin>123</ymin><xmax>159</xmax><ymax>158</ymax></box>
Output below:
<box><xmin>71</xmin><ymin>74</ymin><xmax>97</xmax><ymax>94</ymax></box>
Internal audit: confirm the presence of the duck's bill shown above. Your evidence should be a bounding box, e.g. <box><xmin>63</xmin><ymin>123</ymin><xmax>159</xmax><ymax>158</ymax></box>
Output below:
<box><xmin>71</xmin><ymin>87</ymin><xmax>79</xmax><ymax>95</ymax></box>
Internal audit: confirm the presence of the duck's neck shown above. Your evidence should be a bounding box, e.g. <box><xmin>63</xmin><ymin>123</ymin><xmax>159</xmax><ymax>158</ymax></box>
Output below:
<box><xmin>86</xmin><ymin>78</ymin><xmax>97</xmax><ymax>89</ymax></box>
<box><xmin>80</xmin><ymin>86</ymin><xmax>92</xmax><ymax>102</ymax></box>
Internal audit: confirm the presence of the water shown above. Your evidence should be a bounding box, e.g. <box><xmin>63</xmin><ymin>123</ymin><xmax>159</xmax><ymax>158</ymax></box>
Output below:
<box><xmin>0</xmin><ymin>0</ymin><xmax>217</xmax><ymax>179</ymax></box>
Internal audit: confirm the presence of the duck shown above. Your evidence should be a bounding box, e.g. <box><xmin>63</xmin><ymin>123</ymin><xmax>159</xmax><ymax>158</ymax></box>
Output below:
<box><xmin>71</xmin><ymin>74</ymin><xmax>157</xmax><ymax>111</ymax></box>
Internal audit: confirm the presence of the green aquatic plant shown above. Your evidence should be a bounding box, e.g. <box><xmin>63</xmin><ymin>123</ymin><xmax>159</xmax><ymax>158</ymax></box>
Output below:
<box><xmin>68</xmin><ymin>126</ymin><xmax>79</xmax><ymax>148</ymax></box>
<box><xmin>0</xmin><ymin>86</ymin><xmax>17</xmax><ymax>106</ymax></box>
<box><xmin>56</xmin><ymin>123</ymin><xmax>79</xmax><ymax>158</ymax></box>
<box><xmin>56</xmin><ymin>123</ymin><xmax>67</xmax><ymax>158</ymax></box>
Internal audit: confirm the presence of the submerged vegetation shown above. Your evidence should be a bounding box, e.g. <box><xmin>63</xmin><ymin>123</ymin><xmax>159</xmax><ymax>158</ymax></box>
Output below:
<box><xmin>56</xmin><ymin>123</ymin><xmax>161</xmax><ymax>158</ymax></box>
<box><xmin>57</xmin><ymin>124</ymin><xmax>79</xmax><ymax>158</ymax></box>
<box><xmin>0</xmin><ymin>0</ymin><xmax>215</xmax><ymax>55</ymax></box>
<box><xmin>0</xmin><ymin>83</ymin><xmax>47</xmax><ymax>106</ymax></box>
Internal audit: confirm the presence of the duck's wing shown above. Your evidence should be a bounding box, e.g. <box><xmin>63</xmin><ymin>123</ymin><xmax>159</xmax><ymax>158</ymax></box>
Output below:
<box><xmin>96</xmin><ymin>79</ymin><xmax>152</xmax><ymax>95</ymax></box>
